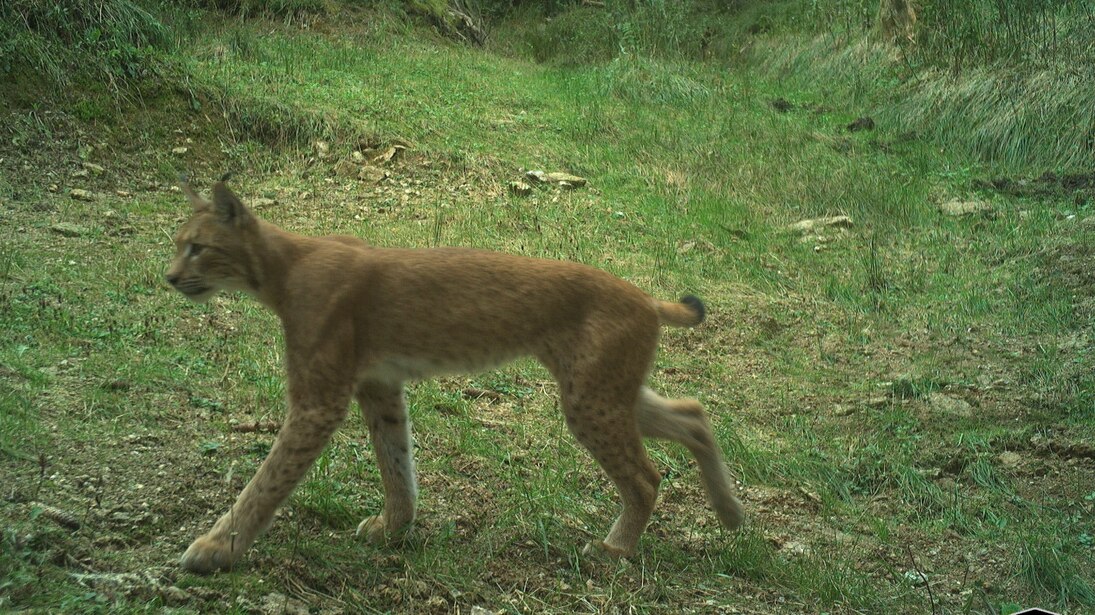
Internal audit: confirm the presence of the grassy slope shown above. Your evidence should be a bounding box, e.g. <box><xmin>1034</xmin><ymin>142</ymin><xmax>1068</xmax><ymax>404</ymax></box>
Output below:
<box><xmin>2</xmin><ymin>4</ymin><xmax>1093</xmax><ymax>614</ymax></box>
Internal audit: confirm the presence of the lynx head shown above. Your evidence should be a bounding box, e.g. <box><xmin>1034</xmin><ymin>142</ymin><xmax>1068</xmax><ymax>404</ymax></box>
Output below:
<box><xmin>165</xmin><ymin>174</ymin><xmax>260</xmax><ymax>303</ymax></box>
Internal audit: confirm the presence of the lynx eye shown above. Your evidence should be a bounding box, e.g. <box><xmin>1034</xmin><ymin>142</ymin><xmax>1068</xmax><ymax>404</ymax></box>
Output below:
<box><xmin>188</xmin><ymin>243</ymin><xmax>204</xmax><ymax>257</ymax></box>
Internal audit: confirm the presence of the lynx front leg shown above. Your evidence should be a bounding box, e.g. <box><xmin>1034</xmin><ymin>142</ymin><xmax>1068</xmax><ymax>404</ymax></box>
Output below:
<box><xmin>181</xmin><ymin>397</ymin><xmax>348</xmax><ymax>573</ymax></box>
<box><xmin>354</xmin><ymin>380</ymin><xmax>417</xmax><ymax>544</ymax></box>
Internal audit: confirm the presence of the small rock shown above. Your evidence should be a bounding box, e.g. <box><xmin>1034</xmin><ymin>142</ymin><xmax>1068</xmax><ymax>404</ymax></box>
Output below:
<box><xmin>927</xmin><ymin>392</ymin><xmax>973</xmax><ymax>418</ymax></box>
<box><xmin>314</xmin><ymin>140</ymin><xmax>331</xmax><ymax>159</ymax></box>
<box><xmin>788</xmin><ymin>215</ymin><xmax>853</xmax><ymax>234</ymax></box>
<box><xmin>358</xmin><ymin>165</ymin><xmax>389</xmax><ymax>184</ymax></box>
<box><xmin>334</xmin><ymin>159</ymin><xmax>359</xmax><ymax>178</ymax></box>
<box><xmin>69</xmin><ymin>189</ymin><xmax>95</xmax><ymax>202</ymax></box>
<box><xmin>939</xmin><ymin>199</ymin><xmax>992</xmax><ymax>216</ymax></box>
<box><xmin>903</xmin><ymin>570</ymin><xmax>928</xmax><ymax>587</ymax></box>
<box><xmin>161</xmin><ymin>586</ymin><xmax>191</xmax><ymax>605</ymax></box>
<box><xmin>371</xmin><ymin>145</ymin><xmax>404</xmax><ymax>165</ymax></box>
<box><xmin>525</xmin><ymin>170</ymin><xmax>587</xmax><ymax>188</ymax></box>
<box><xmin>998</xmin><ymin>451</ymin><xmax>1022</xmax><ymax>468</ymax></box>
<box><xmin>351</xmin><ymin>150</ymin><xmax>366</xmax><ymax>163</ymax></box>
<box><xmin>508</xmin><ymin>181</ymin><xmax>532</xmax><ymax>196</ymax></box>
<box><xmin>866</xmin><ymin>395</ymin><xmax>890</xmax><ymax>409</ymax></box>
<box><xmin>781</xmin><ymin>540</ymin><xmax>811</xmax><ymax>556</ymax></box>
<box><xmin>48</xmin><ymin>184</ymin><xmax>60</xmax><ymax>193</ymax></box>
<box><xmin>72</xmin><ymin>169</ymin><xmax>90</xmax><ymax>179</ymax></box>
<box><xmin>82</xmin><ymin>162</ymin><xmax>105</xmax><ymax>175</ymax></box>
<box><xmin>832</xmin><ymin>404</ymin><xmax>856</xmax><ymax>417</ymax></box>
<box><xmin>259</xmin><ymin>592</ymin><xmax>309</xmax><ymax>615</ymax></box>
<box><xmin>171</xmin><ymin>147</ymin><xmax>189</xmax><ymax>156</ymax></box>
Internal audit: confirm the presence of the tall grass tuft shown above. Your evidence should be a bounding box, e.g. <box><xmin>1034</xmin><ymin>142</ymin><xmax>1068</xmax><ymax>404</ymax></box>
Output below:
<box><xmin>183</xmin><ymin>0</ymin><xmax>327</xmax><ymax>20</ymax></box>
<box><xmin>1018</xmin><ymin>539</ymin><xmax>1095</xmax><ymax>608</ymax></box>
<box><xmin>914</xmin><ymin>0</ymin><xmax>1094</xmax><ymax>71</ymax></box>
<box><xmin>0</xmin><ymin>0</ymin><xmax>167</xmax><ymax>89</ymax></box>
<box><xmin>751</xmin><ymin>0</ymin><xmax>1095</xmax><ymax>172</ymax></box>
<box><xmin>888</xmin><ymin>66</ymin><xmax>1095</xmax><ymax>171</ymax></box>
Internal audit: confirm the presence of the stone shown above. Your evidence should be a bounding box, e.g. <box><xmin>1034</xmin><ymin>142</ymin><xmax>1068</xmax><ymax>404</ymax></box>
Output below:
<box><xmin>161</xmin><ymin>586</ymin><xmax>192</xmax><ymax>605</ymax></box>
<box><xmin>171</xmin><ymin>146</ymin><xmax>188</xmax><ymax>155</ymax></box>
<box><xmin>50</xmin><ymin>223</ymin><xmax>91</xmax><ymax>237</ymax></box>
<box><xmin>70</xmin><ymin>189</ymin><xmax>95</xmax><ymax>202</ymax></box>
<box><xmin>788</xmin><ymin>215</ymin><xmax>854</xmax><ymax>234</ymax></box>
<box><xmin>358</xmin><ymin>165</ymin><xmax>389</xmax><ymax>184</ymax></box>
<box><xmin>998</xmin><ymin>451</ymin><xmax>1022</xmax><ymax>468</ymax></box>
<box><xmin>334</xmin><ymin>159</ymin><xmax>359</xmax><ymax>178</ymax></box>
<box><xmin>939</xmin><ymin>199</ymin><xmax>992</xmax><ymax>216</ymax></box>
<box><xmin>259</xmin><ymin>592</ymin><xmax>309</xmax><ymax>615</ymax></box>
<box><xmin>927</xmin><ymin>392</ymin><xmax>973</xmax><ymax>417</ymax></box>
<box><xmin>525</xmin><ymin>170</ymin><xmax>587</xmax><ymax>188</ymax></box>
<box><xmin>370</xmin><ymin>145</ymin><xmax>404</xmax><ymax>165</ymax></box>
<box><xmin>508</xmin><ymin>181</ymin><xmax>532</xmax><ymax>196</ymax></box>
<box><xmin>903</xmin><ymin>570</ymin><xmax>928</xmax><ymax>587</ymax></box>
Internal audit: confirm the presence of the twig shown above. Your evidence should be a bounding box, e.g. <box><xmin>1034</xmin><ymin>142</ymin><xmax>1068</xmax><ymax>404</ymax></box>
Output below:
<box><xmin>462</xmin><ymin>388</ymin><xmax>503</xmax><ymax>402</ymax></box>
<box><xmin>31</xmin><ymin>502</ymin><xmax>81</xmax><ymax>530</ymax></box>
<box><xmin>905</xmin><ymin>544</ymin><xmax>938</xmax><ymax>615</ymax></box>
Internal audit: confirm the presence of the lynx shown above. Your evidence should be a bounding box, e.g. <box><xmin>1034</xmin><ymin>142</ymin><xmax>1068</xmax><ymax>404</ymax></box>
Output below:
<box><xmin>166</xmin><ymin>176</ymin><xmax>744</xmax><ymax>572</ymax></box>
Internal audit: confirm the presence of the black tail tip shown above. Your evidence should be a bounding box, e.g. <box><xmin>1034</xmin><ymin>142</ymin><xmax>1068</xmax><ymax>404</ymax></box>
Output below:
<box><xmin>680</xmin><ymin>294</ymin><xmax>706</xmax><ymax>323</ymax></box>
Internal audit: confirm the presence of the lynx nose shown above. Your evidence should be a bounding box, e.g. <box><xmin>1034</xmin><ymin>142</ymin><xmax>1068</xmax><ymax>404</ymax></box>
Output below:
<box><xmin>165</xmin><ymin>273</ymin><xmax>181</xmax><ymax>287</ymax></box>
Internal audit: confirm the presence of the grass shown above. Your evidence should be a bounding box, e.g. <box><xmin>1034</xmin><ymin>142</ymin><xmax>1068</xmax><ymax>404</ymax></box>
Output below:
<box><xmin>2</xmin><ymin>1</ymin><xmax>1094</xmax><ymax>613</ymax></box>
<box><xmin>0</xmin><ymin>0</ymin><xmax>167</xmax><ymax>91</ymax></box>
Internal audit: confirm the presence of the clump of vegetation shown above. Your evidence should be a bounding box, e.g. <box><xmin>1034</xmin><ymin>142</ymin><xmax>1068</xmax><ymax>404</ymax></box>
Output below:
<box><xmin>750</xmin><ymin>0</ymin><xmax>1095</xmax><ymax>171</ymax></box>
<box><xmin>183</xmin><ymin>0</ymin><xmax>328</xmax><ymax>19</ymax></box>
<box><xmin>0</xmin><ymin>0</ymin><xmax>167</xmax><ymax>89</ymax></box>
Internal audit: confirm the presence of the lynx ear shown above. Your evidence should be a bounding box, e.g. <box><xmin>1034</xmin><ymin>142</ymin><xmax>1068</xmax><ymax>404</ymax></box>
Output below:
<box><xmin>211</xmin><ymin>176</ymin><xmax>252</xmax><ymax>227</ymax></box>
<box><xmin>179</xmin><ymin>173</ymin><xmax>211</xmax><ymax>212</ymax></box>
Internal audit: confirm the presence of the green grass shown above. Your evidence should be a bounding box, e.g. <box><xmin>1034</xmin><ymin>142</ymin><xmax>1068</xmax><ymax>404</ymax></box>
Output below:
<box><xmin>2</xmin><ymin>1</ymin><xmax>1094</xmax><ymax>613</ymax></box>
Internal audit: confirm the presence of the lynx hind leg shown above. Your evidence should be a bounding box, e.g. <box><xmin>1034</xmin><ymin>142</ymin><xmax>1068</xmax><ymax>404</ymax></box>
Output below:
<box><xmin>355</xmin><ymin>381</ymin><xmax>417</xmax><ymax>544</ymax></box>
<box><xmin>564</xmin><ymin>393</ymin><xmax>662</xmax><ymax>558</ymax></box>
<box><xmin>637</xmin><ymin>387</ymin><xmax>744</xmax><ymax>530</ymax></box>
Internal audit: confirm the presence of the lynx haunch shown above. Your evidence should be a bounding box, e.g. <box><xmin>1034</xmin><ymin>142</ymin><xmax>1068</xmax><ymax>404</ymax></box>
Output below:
<box><xmin>166</xmin><ymin>176</ymin><xmax>744</xmax><ymax>573</ymax></box>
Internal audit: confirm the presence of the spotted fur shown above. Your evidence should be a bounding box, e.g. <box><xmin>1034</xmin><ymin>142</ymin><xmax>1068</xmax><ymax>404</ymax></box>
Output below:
<box><xmin>167</xmin><ymin>177</ymin><xmax>744</xmax><ymax>573</ymax></box>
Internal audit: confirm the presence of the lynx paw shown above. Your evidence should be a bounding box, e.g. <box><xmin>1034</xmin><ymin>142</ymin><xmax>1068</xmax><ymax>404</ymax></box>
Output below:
<box><xmin>356</xmin><ymin>514</ymin><xmax>412</xmax><ymax>545</ymax></box>
<box><xmin>356</xmin><ymin>515</ymin><xmax>387</xmax><ymax>543</ymax></box>
<box><xmin>180</xmin><ymin>535</ymin><xmax>241</xmax><ymax>573</ymax></box>
<box><xmin>581</xmin><ymin>540</ymin><xmax>633</xmax><ymax>559</ymax></box>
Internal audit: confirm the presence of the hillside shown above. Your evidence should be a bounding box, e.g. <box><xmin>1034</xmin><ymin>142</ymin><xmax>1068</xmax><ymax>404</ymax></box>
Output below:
<box><xmin>1</xmin><ymin>1</ymin><xmax>1093</xmax><ymax>613</ymax></box>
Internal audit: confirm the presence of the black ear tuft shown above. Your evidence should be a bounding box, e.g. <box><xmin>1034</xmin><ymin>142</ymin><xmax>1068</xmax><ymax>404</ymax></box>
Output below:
<box><xmin>219</xmin><ymin>172</ymin><xmax>234</xmax><ymax>183</ymax></box>
<box><xmin>179</xmin><ymin>173</ymin><xmax>210</xmax><ymax>211</ymax></box>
